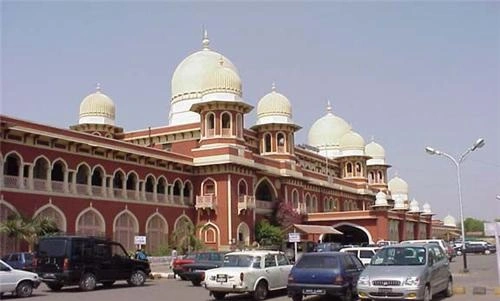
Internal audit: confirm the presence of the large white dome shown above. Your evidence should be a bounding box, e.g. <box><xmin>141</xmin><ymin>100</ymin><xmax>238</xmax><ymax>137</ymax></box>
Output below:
<box><xmin>255</xmin><ymin>84</ymin><xmax>293</xmax><ymax>125</ymax></box>
<box><xmin>388</xmin><ymin>175</ymin><xmax>409</xmax><ymax>194</ymax></box>
<box><xmin>308</xmin><ymin>102</ymin><xmax>351</xmax><ymax>147</ymax></box>
<box><xmin>79</xmin><ymin>84</ymin><xmax>115</xmax><ymax>125</ymax></box>
<box><xmin>169</xmin><ymin>31</ymin><xmax>239</xmax><ymax>125</ymax></box>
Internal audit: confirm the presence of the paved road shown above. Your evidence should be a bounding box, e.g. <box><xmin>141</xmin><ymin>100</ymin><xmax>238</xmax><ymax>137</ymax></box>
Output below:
<box><xmin>1</xmin><ymin>254</ymin><xmax>498</xmax><ymax>301</ymax></box>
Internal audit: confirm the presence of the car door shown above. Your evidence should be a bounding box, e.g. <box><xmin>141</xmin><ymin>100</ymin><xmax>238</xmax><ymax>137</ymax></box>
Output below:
<box><xmin>263</xmin><ymin>254</ymin><xmax>281</xmax><ymax>289</ymax></box>
<box><xmin>431</xmin><ymin>246</ymin><xmax>448</xmax><ymax>292</ymax></box>
<box><xmin>110</xmin><ymin>242</ymin><xmax>134</xmax><ymax>280</ymax></box>
<box><xmin>276</xmin><ymin>253</ymin><xmax>292</xmax><ymax>286</ymax></box>
<box><xmin>0</xmin><ymin>261</ymin><xmax>17</xmax><ymax>293</ymax></box>
<box><xmin>342</xmin><ymin>254</ymin><xmax>363</xmax><ymax>288</ymax></box>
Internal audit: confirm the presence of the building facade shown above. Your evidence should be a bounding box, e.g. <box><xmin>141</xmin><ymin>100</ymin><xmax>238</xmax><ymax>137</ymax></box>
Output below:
<box><xmin>0</xmin><ymin>32</ymin><xmax>434</xmax><ymax>255</ymax></box>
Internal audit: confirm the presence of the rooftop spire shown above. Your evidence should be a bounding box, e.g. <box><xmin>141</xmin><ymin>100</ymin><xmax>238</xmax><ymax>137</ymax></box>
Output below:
<box><xmin>95</xmin><ymin>83</ymin><xmax>101</xmax><ymax>93</ymax></box>
<box><xmin>271</xmin><ymin>82</ymin><xmax>276</xmax><ymax>92</ymax></box>
<box><xmin>326</xmin><ymin>100</ymin><xmax>332</xmax><ymax>113</ymax></box>
<box><xmin>202</xmin><ymin>27</ymin><xmax>210</xmax><ymax>50</ymax></box>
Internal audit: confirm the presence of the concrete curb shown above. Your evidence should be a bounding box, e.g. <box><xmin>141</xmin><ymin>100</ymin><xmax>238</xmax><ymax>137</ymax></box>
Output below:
<box><xmin>150</xmin><ymin>272</ymin><xmax>175</xmax><ymax>279</ymax></box>
<box><xmin>453</xmin><ymin>285</ymin><xmax>500</xmax><ymax>296</ymax></box>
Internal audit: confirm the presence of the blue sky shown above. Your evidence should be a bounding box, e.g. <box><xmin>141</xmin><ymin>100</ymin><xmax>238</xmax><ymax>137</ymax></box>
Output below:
<box><xmin>2</xmin><ymin>1</ymin><xmax>499</xmax><ymax>222</ymax></box>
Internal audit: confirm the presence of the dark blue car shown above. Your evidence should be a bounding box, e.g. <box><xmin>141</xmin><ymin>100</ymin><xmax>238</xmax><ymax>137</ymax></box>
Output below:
<box><xmin>1</xmin><ymin>252</ymin><xmax>34</xmax><ymax>271</ymax></box>
<box><xmin>287</xmin><ymin>252</ymin><xmax>364</xmax><ymax>301</ymax></box>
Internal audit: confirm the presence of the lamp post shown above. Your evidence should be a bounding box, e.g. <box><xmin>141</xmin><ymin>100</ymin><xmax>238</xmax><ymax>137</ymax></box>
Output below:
<box><xmin>425</xmin><ymin>138</ymin><xmax>485</xmax><ymax>273</ymax></box>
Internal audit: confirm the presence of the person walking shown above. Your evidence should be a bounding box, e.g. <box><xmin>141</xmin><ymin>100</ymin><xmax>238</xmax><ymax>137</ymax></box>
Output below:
<box><xmin>170</xmin><ymin>247</ymin><xmax>178</xmax><ymax>278</ymax></box>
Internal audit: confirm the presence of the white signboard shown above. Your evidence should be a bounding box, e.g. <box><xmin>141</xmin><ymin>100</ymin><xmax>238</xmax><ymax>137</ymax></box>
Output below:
<box><xmin>484</xmin><ymin>222</ymin><xmax>500</xmax><ymax>236</ymax></box>
<box><xmin>134</xmin><ymin>235</ymin><xmax>147</xmax><ymax>245</ymax></box>
<box><xmin>288</xmin><ymin>232</ymin><xmax>301</xmax><ymax>243</ymax></box>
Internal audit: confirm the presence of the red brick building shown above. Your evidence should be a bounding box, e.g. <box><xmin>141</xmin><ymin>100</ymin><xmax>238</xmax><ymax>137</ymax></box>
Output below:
<box><xmin>0</xmin><ymin>33</ymin><xmax>434</xmax><ymax>255</ymax></box>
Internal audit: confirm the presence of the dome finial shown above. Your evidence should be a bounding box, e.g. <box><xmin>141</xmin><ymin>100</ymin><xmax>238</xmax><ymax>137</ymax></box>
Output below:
<box><xmin>202</xmin><ymin>26</ymin><xmax>210</xmax><ymax>50</ymax></box>
<box><xmin>371</xmin><ymin>135</ymin><xmax>375</xmax><ymax>142</ymax></box>
<box><xmin>96</xmin><ymin>83</ymin><xmax>101</xmax><ymax>93</ymax></box>
<box><xmin>272</xmin><ymin>82</ymin><xmax>276</xmax><ymax>92</ymax></box>
<box><xmin>219</xmin><ymin>55</ymin><xmax>224</xmax><ymax>66</ymax></box>
<box><xmin>326</xmin><ymin>100</ymin><xmax>332</xmax><ymax>113</ymax></box>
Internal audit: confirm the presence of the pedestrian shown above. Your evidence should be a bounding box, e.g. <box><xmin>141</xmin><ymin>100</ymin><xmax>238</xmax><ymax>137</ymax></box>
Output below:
<box><xmin>135</xmin><ymin>248</ymin><xmax>148</xmax><ymax>261</ymax></box>
<box><xmin>170</xmin><ymin>247</ymin><xmax>178</xmax><ymax>278</ymax></box>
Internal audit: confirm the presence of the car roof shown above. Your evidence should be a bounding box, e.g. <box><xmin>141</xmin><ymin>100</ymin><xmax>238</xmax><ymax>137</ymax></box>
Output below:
<box><xmin>385</xmin><ymin>243</ymin><xmax>431</xmax><ymax>248</ymax></box>
<box><xmin>226</xmin><ymin>250</ymin><xmax>284</xmax><ymax>256</ymax></box>
<box><xmin>340</xmin><ymin>247</ymin><xmax>379</xmax><ymax>251</ymax></box>
<box><xmin>300</xmin><ymin>251</ymin><xmax>347</xmax><ymax>256</ymax></box>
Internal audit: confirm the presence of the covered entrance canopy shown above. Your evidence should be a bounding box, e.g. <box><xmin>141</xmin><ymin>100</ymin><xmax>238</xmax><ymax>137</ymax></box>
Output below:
<box><xmin>286</xmin><ymin>224</ymin><xmax>343</xmax><ymax>244</ymax></box>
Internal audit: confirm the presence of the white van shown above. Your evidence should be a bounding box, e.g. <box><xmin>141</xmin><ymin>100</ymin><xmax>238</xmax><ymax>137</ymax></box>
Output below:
<box><xmin>339</xmin><ymin>247</ymin><xmax>380</xmax><ymax>266</ymax></box>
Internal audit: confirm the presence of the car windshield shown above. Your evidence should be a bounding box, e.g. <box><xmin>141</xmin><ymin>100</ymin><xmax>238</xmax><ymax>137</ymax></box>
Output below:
<box><xmin>371</xmin><ymin>246</ymin><xmax>426</xmax><ymax>266</ymax></box>
<box><xmin>223</xmin><ymin>255</ymin><xmax>259</xmax><ymax>267</ymax></box>
<box><xmin>295</xmin><ymin>255</ymin><xmax>339</xmax><ymax>269</ymax></box>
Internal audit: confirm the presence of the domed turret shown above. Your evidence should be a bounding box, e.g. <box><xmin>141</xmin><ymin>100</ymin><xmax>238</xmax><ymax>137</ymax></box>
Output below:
<box><xmin>409</xmin><ymin>198</ymin><xmax>420</xmax><ymax>213</ymax></box>
<box><xmin>255</xmin><ymin>83</ymin><xmax>294</xmax><ymax>125</ymax></box>
<box><xmin>393</xmin><ymin>195</ymin><xmax>408</xmax><ymax>210</ymax></box>
<box><xmin>308</xmin><ymin>102</ymin><xmax>351</xmax><ymax>148</ymax></box>
<box><xmin>421</xmin><ymin>202</ymin><xmax>434</xmax><ymax>215</ymax></box>
<box><xmin>443</xmin><ymin>215</ymin><xmax>456</xmax><ymax>227</ymax></box>
<box><xmin>339</xmin><ymin>130</ymin><xmax>365</xmax><ymax>156</ymax></box>
<box><xmin>169</xmin><ymin>30</ymin><xmax>239</xmax><ymax>125</ymax></box>
<box><xmin>365</xmin><ymin>139</ymin><xmax>386</xmax><ymax>165</ymax></box>
<box><xmin>79</xmin><ymin>84</ymin><xmax>115</xmax><ymax>125</ymax></box>
<box><xmin>200</xmin><ymin>57</ymin><xmax>242</xmax><ymax>101</ymax></box>
<box><xmin>388</xmin><ymin>176</ymin><xmax>408</xmax><ymax>195</ymax></box>
<box><xmin>372</xmin><ymin>191</ymin><xmax>389</xmax><ymax>207</ymax></box>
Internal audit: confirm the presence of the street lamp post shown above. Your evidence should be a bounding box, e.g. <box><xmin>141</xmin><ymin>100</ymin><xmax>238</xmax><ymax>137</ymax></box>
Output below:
<box><xmin>425</xmin><ymin>138</ymin><xmax>485</xmax><ymax>273</ymax></box>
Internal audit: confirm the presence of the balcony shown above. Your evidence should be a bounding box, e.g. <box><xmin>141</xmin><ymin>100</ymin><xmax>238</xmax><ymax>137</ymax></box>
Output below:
<box><xmin>195</xmin><ymin>194</ymin><xmax>217</xmax><ymax>211</ymax></box>
<box><xmin>238</xmin><ymin>195</ymin><xmax>255</xmax><ymax>214</ymax></box>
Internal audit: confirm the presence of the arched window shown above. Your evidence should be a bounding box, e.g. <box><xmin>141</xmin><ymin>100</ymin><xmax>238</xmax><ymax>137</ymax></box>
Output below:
<box><xmin>157</xmin><ymin>177</ymin><xmax>167</xmax><ymax>203</ymax></box>
<box><xmin>0</xmin><ymin>203</ymin><xmax>19</xmax><ymax>255</ymax></box>
<box><xmin>114</xmin><ymin>212</ymin><xmax>137</xmax><ymax>251</ymax></box>
<box><xmin>346</xmin><ymin>163</ymin><xmax>353</xmax><ymax>177</ymax></box>
<box><xmin>146</xmin><ymin>215</ymin><xmax>167</xmax><ymax>254</ymax></box>
<box><xmin>355</xmin><ymin>162</ymin><xmax>362</xmax><ymax>176</ymax></box>
<box><xmin>126</xmin><ymin>173</ymin><xmax>138</xmax><ymax>200</ymax></box>
<box><xmin>206</xmin><ymin>112</ymin><xmax>215</xmax><ymax>137</ymax></box>
<box><xmin>292</xmin><ymin>189</ymin><xmax>300</xmax><ymax>209</ymax></box>
<box><xmin>238</xmin><ymin>180</ymin><xmax>247</xmax><ymax>196</ymax></box>
<box><xmin>264</xmin><ymin>133</ymin><xmax>272</xmax><ymax>153</ymax></box>
<box><xmin>202</xmin><ymin>179</ymin><xmax>216</xmax><ymax>195</ymax></box>
<box><xmin>236</xmin><ymin>113</ymin><xmax>243</xmax><ymax>138</ymax></box>
<box><xmin>51</xmin><ymin>160</ymin><xmax>66</xmax><ymax>192</ymax></box>
<box><xmin>91</xmin><ymin>167</ymin><xmax>104</xmax><ymax>196</ymax></box>
<box><xmin>172</xmin><ymin>180</ymin><xmax>183</xmax><ymax>204</ymax></box>
<box><xmin>4</xmin><ymin>154</ymin><xmax>21</xmax><ymax>176</ymax></box>
<box><xmin>33</xmin><ymin>157</ymin><xmax>49</xmax><ymax>191</ymax></box>
<box><xmin>113</xmin><ymin>170</ymin><xmax>125</xmax><ymax>198</ymax></box>
<box><xmin>77</xmin><ymin>209</ymin><xmax>105</xmax><ymax>236</ymax></box>
<box><xmin>145</xmin><ymin>176</ymin><xmax>155</xmax><ymax>201</ymax></box>
<box><xmin>75</xmin><ymin>164</ymin><xmax>90</xmax><ymax>195</ymax></box>
<box><xmin>221</xmin><ymin>112</ymin><xmax>231</xmax><ymax>136</ymax></box>
<box><xmin>183</xmin><ymin>181</ymin><xmax>193</xmax><ymax>205</ymax></box>
<box><xmin>378</xmin><ymin>171</ymin><xmax>384</xmax><ymax>183</ymax></box>
<box><xmin>35</xmin><ymin>206</ymin><xmax>65</xmax><ymax>232</ymax></box>
<box><xmin>369</xmin><ymin>171</ymin><xmax>375</xmax><ymax>183</ymax></box>
<box><xmin>277</xmin><ymin>133</ymin><xmax>285</xmax><ymax>153</ymax></box>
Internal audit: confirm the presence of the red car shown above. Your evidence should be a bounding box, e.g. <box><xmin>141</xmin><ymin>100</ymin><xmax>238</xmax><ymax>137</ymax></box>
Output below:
<box><xmin>172</xmin><ymin>254</ymin><xmax>197</xmax><ymax>279</ymax></box>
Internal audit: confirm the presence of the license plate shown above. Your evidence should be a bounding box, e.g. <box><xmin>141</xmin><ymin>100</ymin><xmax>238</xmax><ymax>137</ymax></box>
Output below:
<box><xmin>302</xmin><ymin>289</ymin><xmax>325</xmax><ymax>295</ymax></box>
<box><xmin>43</xmin><ymin>273</ymin><xmax>55</xmax><ymax>278</ymax></box>
<box><xmin>216</xmin><ymin>274</ymin><xmax>227</xmax><ymax>282</ymax></box>
<box><xmin>378</xmin><ymin>287</ymin><xmax>392</xmax><ymax>293</ymax></box>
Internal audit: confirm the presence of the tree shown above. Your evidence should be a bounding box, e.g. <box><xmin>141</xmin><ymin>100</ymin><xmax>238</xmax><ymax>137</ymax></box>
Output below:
<box><xmin>274</xmin><ymin>201</ymin><xmax>303</xmax><ymax>228</ymax></box>
<box><xmin>462</xmin><ymin>217</ymin><xmax>484</xmax><ymax>233</ymax></box>
<box><xmin>0</xmin><ymin>213</ymin><xmax>59</xmax><ymax>251</ymax></box>
<box><xmin>255</xmin><ymin>219</ymin><xmax>283</xmax><ymax>247</ymax></box>
<box><xmin>170</xmin><ymin>222</ymin><xmax>206</xmax><ymax>254</ymax></box>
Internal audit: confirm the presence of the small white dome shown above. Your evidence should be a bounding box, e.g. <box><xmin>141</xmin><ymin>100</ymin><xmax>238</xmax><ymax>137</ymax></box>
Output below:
<box><xmin>393</xmin><ymin>195</ymin><xmax>408</xmax><ymax>210</ymax></box>
<box><xmin>171</xmin><ymin>32</ymin><xmax>238</xmax><ymax>103</ymax></box>
<box><xmin>255</xmin><ymin>84</ymin><xmax>294</xmax><ymax>125</ymax></box>
<box><xmin>79</xmin><ymin>84</ymin><xmax>115</xmax><ymax>125</ymax></box>
<box><xmin>409</xmin><ymin>198</ymin><xmax>420</xmax><ymax>213</ymax></box>
<box><xmin>339</xmin><ymin>130</ymin><xmax>365</xmax><ymax>155</ymax></box>
<box><xmin>365</xmin><ymin>140</ymin><xmax>386</xmax><ymax>165</ymax></box>
<box><xmin>308</xmin><ymin>102</ymin><xmax>351</xmax><ymax>147</ymax></box>
<box><xmin>201</xmin><ymin>58</ymin><xmax>242</xmax><ymax>96</ymax></box>
<box><xmin>422</xmin><ymin>202</ymin><xmax>433</xmax><ymax>215</ymax></box>
<box><xmin>388</xmin><ymin>176</ymin><xmax>409</xmax><ymax>194</ymax></box>
<box><xmin>443</xmin><ymin>215</ymin><xmax>456</xmax><ymax>227</ymax></box>
<box><xmin>373</xmin><ymin>191</ymin><xmax>389</xmax><ymax>207</ymax></box>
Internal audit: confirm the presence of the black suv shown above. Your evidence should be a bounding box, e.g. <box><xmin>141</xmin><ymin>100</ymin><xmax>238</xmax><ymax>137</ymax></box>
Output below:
<box><xmin>35</xmin><ymin>236</ymin><xmax>151</xmax><ymax>291</ymax></box>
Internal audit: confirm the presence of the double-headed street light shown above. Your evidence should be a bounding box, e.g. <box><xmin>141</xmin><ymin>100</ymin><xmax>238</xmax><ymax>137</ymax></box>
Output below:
<box><xmin>425</xmin><ymin>138</ymin><xmax>485</xmax><ymax>273</ymax></box>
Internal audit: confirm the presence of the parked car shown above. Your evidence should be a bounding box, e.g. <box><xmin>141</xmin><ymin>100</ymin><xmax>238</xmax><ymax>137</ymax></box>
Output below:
<box><xmin>287</xmin><ymin>251</ymin><xmax>364</xmax><ymax>301</ymax></box>
<box><xmin>0</xmin><ymin>259</ymin><xmax>41</xmax><ymax>298</ymax></box>
<box><xmin>1</xmin><ymin>252</ymin><xmax>34</xmax><ymax>271</ymax></box>
<box><xmin>376</xmin><ymin>240</ymin><xmax>398</xmax><ymax>247</ymax></box>
<box><xmin>357</xmin><ymin>243</ymin><xmax>453</xmax><ymax>300</ymax></box>
<box><xmin>203</xmin><ymin>250</ymin><xmax>293</xmax><ymax>300</ymax></box>
<box><xmin>315</xmin><ymin>242</ymin><xmax>342</xmax><ymax>252</ymax></box>
<box><xmin>180</xmin><ymin>251</ymin><xmax>227</xmax><ymax>286</ymax></box>
<box><xmin>400</xmin><ymin>239</ymin><xmax>454</xmax><ymax>261</ymax></box>
<box><xmin>172</xmin><ymin>253</ymin><xmax>197</xmax><ymax>280</ymax></box>
<box><xmin>35</xmin><ymin>235</ymin><xmax>151</xmax><ymax>291</ymax></box>
<box><xmin>455</xmin><ymin>241</ymin><xmax>496</xmax><ymax>255</ymax></box>
<box><xmin>340</xmin><ymin>247</ymin><xmax>380</xmax><ymax>266</ymax></box>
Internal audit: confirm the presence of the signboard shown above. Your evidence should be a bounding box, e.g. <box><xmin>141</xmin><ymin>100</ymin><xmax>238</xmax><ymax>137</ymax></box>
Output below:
<box><xmin>288</xmin><ymin>232</ymin><xmax>301</xmax><ymax>243</ymax></box>
<box><xmin>134</xmin><ymin>235</ymin><xmax>147</xmax><ymax>245</ymax></box>
<box><xmin>484</xmin><ymin>222</ymin><xmax>500</xmax><ymax>236</ymax></box>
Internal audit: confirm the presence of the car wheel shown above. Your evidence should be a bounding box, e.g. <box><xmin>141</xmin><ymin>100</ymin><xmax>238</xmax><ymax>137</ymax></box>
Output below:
<box><xmin>484</xmin><ymin>249</ymin><xmax>491</xmax><ymax>255</ymax></box>
<box><xmin>212</xmin><ymin>292</ymin><xmax>226</xmax><ymax>300</ymax></box>
<box><xmin>291</xmin><ymin>294</ymin><xmax>303</xmax><ymax>301</ymax></box>
<box><xmin>79</xmin><ymin>273</ymin><xmax>97</xmax><ymax>291</ymax></box>
<box><xmin>191</xmin><ymin>280</ymin><xmax>202</xmax><ymax>286</ymax></box>
<box><xmin>46</xmin><ymin>283</ymin><xmax>63</xmax><ymax>291</ymax></box>
<box><xmin>128</xmin><ymin>270</ymin><xmax>146</xmax><ymax>286</ymax></box>
<box><xmin>443</xmin><ymin>278</ymin><xmax>453</xmax><ymax>297</ymax></box>
<box><xmin>253</xmin><ymin>280</ymin><xmax>269</xmax><ymax>301</ymax></box>
<box><xmin>456</xmin><ymin>250</ymin><xmax>462</xmax><ymax>256</ymax></box>
<box><xmin>16</xmin><ymin>281</ymin><xmax>34</xmax><ymax>297</ymax></box>
<box><xmin>102</xmin><ymin>281</ymin><xmax>115</xmax><ymax>288</ymax></box>
<box><xmin>423</xmin><ymin>285</ymin><xmax>431</xmax><ymax>301</ymax></box>
<box><xmin>341</xmin><ymin>286</ymin><xmax>353</xmax><ymax>301</ymax></box>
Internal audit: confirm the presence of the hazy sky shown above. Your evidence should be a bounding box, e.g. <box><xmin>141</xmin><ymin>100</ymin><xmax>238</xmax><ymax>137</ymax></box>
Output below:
<box><xmin>2</xmin><ymin>1</ymin><xmax>499</xmax><ymax>222</ymax></box>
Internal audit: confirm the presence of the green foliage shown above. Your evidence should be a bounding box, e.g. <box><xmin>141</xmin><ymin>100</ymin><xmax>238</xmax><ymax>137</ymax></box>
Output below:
<box><xmin>255</xmin><ymin>219</ymin><xmax>283</xmax><ymax>246</ymax></box>
<box><xmin>170</xmin><ymin>221</ymin><xmax>207</xmax><ymax>254</ymax></box>
<box><xmin>463</xmin><ymin>217</ymin><xmax>484</xmax><ymax>233</ymax></box>
<box><xmin>0</xmin><ymin>213</ymin><xmax>60</xmax><ymax>251</ymax></box>
<box><xmin>148</xmin><ymin>244</ymin><xmax>171</xmax><ymax>256</ymax></box>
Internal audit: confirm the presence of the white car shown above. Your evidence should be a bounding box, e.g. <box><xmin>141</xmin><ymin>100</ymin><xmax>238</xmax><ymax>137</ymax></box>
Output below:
<box><xmin>203</xmin><ymin>250</ymin><xmax>292</xmax><ymax>300</ymax></box>
<box><xmin>340</xmin><ymin>247</ymin><xmax>380</xmax><ymax>266</ymax></box>
<box><xmin>0</xmin><ymin>259</ymin><xmax>41</xmax><ymax>298</ymax></box>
